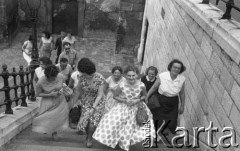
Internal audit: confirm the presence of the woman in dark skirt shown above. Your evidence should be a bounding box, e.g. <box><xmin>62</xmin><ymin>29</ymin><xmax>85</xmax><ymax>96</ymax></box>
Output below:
<box><xmin>141</xmin><ymin>66</ymin><xmax>160</xmax><ymax>109</ymax></box>
<box><xmin>145</xmin><ymin>59</ymin><xmax>186</xmax><ymax>144</ymax></box>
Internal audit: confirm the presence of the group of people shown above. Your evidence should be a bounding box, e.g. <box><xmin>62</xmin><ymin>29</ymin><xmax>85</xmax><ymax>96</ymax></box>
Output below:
<box><xmin>22</xmin><ymin>30</ymin><xmax>77</xmax><ymax>67</ymax></box>
<box><xmin>23</xmin><ymin>31</ymin><xmax>186</xmax><ymax>151</ymax></box>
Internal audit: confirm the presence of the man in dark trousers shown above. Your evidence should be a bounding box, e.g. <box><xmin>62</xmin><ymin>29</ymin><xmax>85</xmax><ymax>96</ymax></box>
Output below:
<box><xmin>55</xmin><ymin>31</ymin><xmax>66</xmax><ymax>64</ymax></box>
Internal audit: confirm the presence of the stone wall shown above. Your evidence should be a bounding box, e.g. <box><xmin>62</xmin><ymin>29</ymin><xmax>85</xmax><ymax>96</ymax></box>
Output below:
<box><xmin>138</xmin><ymin>0</ymin><xmax>240</xmax><ymax>150</ymax></box>
<box><xmin>0</xmin><ymin>0</ymin><xmax>18</xmax><ymax>46</ymax></box>
<box><xmin>115</xmin><ymin>0</ymin><xmax>145</xmax><ymax>55</ymax></box>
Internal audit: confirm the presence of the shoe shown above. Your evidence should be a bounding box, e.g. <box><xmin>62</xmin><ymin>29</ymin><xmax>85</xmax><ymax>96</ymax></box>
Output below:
<box><xmin>86</xmin><ymin>140</ymin><xmax>93</xmax><ymax>148</ymax></box>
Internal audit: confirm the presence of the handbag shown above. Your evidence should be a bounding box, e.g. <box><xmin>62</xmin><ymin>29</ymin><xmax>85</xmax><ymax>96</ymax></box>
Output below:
<box><xmin>148</xmin><ymin>92</ymin><xmax>160</xmax><ymax>109</ymax></box>
<box><xmin>69</xmin><ymin>105</ymin><xmax>82</xmax><ymax>129</ymax></box>
<box><xmin>136</xmin><ymin>102</ymin><xmax>149</xmax><ymax>126</ymax></box>
<box><xmin>62</xmin><ymin>83</ymin><xmax>73</xmax><ymax>97</ymax></box>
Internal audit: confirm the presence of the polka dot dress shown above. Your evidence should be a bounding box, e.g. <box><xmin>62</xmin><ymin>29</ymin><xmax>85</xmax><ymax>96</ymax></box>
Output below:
<box><xmin>93</xmin><ymin>80</ymin><xmax>155</xmax><ymax>151</ymax></box>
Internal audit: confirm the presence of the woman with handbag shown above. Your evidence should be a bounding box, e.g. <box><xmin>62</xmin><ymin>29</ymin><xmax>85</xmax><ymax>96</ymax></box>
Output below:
<box><xmin>32</xmin><ymin>65</ymin><xmax>69</xmax><ymax>141</ymax></box>
<box><xmin>93</xmin><ymin>66</ymin><xmax>155</xmax><ymax>151</ymax></box>
<box><xmin>141</xmin><ymin>66</ymin><xmax>160</xmax><ymax>109</ymax></box>
<box><xmin>145</xmin><ymin>59</ymin><xmax>186</xmax><ymax>144</ymax></box>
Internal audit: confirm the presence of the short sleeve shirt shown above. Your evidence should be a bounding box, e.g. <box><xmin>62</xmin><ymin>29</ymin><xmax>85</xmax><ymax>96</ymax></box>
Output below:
<box><xmin>56</xmin><ymin>64</ymin><xmax>72</xmax><ymax>81</ymax></box>
<box><xmin>106</xmin><ymin>76</ymin><xmax>126</xmax><ymax>89</ymax></box>
<box><xmin>59</xmin><ymin>49</ymin><xmax>77</xmax><ymax>66</ymax></box>
<box><xmin>158</xmin><ymin>71</ymin><xmax>185</xmax><ymax>97</ymax></box>
<box><xmin>71</xmin><ymin>71</ymin><xmax>81</xmax><ymax>88</ymax></box>
<box><xmin>63</xmin><ymin>36</ymin><xmax>76</xmax><ymax>45</ymax></box>
<box><xmin>35</xmin><ymin>67</ymin><xmax>45</xmax><ymax>79</ymax></box>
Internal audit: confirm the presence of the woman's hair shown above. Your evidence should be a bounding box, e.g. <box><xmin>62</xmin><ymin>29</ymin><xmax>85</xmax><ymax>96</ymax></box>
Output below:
<box><xmin>44</xmin><ymin>65</ymin><xmax>59</xmax><ymax>79</ymax></box>
<box><xmin>28</xmin><ymin>35</ymin><xmax>33</xmax><ymax>41</ymax></box>
<box><xmin>63</xmin><ymin>42</ymin><xmax>71</xmax><ymax>47</ymax></box>
<box><xmin>167</xmin><ymin>59</ymin><xmax>186</xmax><ymax>74</ymax></box>
<box><xmin>60</xmin><ymin>57</ymin><xmax>68</xmax><ymax>63</ymax></box>
<box><xmin>124</xmin><ymin>66</ymin><xmax>139</xmax><ymax>74</ymax></box>
<box><xmin>42</xmin><ymin>31</ymin><xmax>51</xmax><ymax>39</ymax></box>
<box><xmin>145</xmin><ymin>66</ymin><xmax>158</xmax><ymax>75</ymax></box>
<box><xmin>77</xmin><ymin>58</ymin><xmax>96</xmax><ymax>75</ymax></box>
<box><xmin>39</xmin><ymin>56</ymin><xmax>52</xmax><ymax>65</ymax></box>
<box><xmin>112</xmin><ymin>66</ymin><xmax>123</xmax><ymax>74</ymax></box>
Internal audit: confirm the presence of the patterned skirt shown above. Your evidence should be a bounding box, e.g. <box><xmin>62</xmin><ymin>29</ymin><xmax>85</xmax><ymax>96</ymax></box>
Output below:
<box><xmin>93</xmin><ymin>102</ymin><xmax>155</xmax><ymax>151</ymax></box>
<box><xmin>77</xmin><ymin>95</ymin><xmax>105</xmax><ymax>132</ymax></box>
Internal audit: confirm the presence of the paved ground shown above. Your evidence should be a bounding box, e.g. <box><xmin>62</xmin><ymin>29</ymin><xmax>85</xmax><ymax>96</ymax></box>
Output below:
<box><xmin>0</xmin><ymin>32</ymin><xmax>139</xmax><ymax>113</ymax></box>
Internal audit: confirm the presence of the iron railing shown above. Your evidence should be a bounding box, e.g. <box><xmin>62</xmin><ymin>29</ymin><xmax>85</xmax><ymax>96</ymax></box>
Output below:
<box><xmin>0</xmin><ymin>64</ymin><xmax>35</xmax><ymax>114</ymax></box>
<box><xmin>201</xmin><ymin>0</ymin><xmax>240</xmax><ymax>19</ymax></box>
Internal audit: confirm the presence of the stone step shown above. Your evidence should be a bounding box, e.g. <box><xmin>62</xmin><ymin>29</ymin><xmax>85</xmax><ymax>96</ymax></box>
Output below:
<box><xmin>5</xmin><ymin>144</ymin><xmax>121</xmax><ymax>151</ymax></box>
<box><xmin>5</xmin><ymin>127</ymin><xmax>197</xmax><ymax>151</ymax></box>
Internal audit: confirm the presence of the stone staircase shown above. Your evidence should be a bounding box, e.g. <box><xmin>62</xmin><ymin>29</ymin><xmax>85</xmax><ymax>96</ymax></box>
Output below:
<box><xmin>3</xmin><ymin>126</ymin><xmax>197</xmax><ymax>151</ymax></box>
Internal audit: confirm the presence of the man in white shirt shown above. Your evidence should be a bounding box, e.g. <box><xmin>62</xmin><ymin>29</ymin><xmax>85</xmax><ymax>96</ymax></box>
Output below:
<box><xmin>56</xmin><ymin>57</ymin><xmax>73</xmax><ymax>85</ymax></box>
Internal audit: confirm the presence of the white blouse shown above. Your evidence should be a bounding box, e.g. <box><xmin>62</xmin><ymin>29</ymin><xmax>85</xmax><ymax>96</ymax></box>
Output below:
<box><xmin>158</xmin><ymin>71</ymin><xmax>185</xmax><ymax>97</ymax></box>
<box><xmin>63</xmin><ymin>36</ymin><xmax>76</xmax><ymax>45</ymax></box>
<box><xmin>71</xmin><ymin>71</ymin><xmax>81</xmax><ymax>88</ymax></box>
<box><xmin>106</xmin><ymin>76</ymin><xmax>126</xmax><ymax>89</ymax></box>
<box><xmin>35</xmin><ymin>67</ymin><xmax>45</xmax><ymax>79</ymax></box>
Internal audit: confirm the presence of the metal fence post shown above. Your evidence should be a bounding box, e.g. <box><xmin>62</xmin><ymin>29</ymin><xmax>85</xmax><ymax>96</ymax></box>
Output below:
<box><xmin>1</xmin><ymin>64</ymin><xmax>13</xmax><ymax>114</ymax></box>
<box><xmin>19</xmin><ymin>65</ymin><xmax>27</xmax><ymax>107</ymax></box>
<box><xmin>12</xmin><ymin>67</ymin><xmax>19</xmax><ymax>106</ymax></box>
<box><xmin>222</xmin><ymin>0</ymin><xmax>234</xmax><ymax>19</ymax></box>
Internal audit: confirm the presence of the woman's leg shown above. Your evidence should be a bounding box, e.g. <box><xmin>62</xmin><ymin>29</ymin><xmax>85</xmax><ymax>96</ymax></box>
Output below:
<box><xmin>86</xmin><ymin>121</ymin><xmax>96</xmax><ymax>148</ymax></box>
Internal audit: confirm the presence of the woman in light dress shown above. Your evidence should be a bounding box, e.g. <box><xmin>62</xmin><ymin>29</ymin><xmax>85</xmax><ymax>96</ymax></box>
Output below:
<box><xmin>33</xmin><ymin>57</ymin><xmax>53</xmax><ymax>92</ymax></box>
<box><xmin>32</xmin><ymin>65</ymin><xmax>69</xmax><ymax>140</ymax></box>
<box><xmin>104</xmin><ymin>66</ymin><xmax>125</xmax><ymax>113</ymax></box>
<box><xmin>39</xmin><ymin>31</ymin><xmax>54</xmax><ymax>58</ymax></box>
<box><xmin>93</xmin><ymin>66</ymin><xmax>155</xmax><ymax>151</ymax></box>
<box><xmin>62</xmin><ymin>32</ymin><xmax>77</xmax><ymax>49</ymax></box>
<box><xmin>22</xmin><ymin>35</ymin><xmax>33</xmax><ymax>66</ymax></box>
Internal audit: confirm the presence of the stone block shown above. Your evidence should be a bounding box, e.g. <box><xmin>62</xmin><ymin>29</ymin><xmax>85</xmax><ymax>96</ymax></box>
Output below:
<box><xmin>195</xmin><ymin>84</ymin><xmax>208</xmax><ymax>112</ymax></box>
<box><xmin>203</xmin><ymin>80</ymin><xmax>216</xmax><ymax>107</ymax></box>
<box><xmin>220</xmin><ymin>50</ymin><xmax>233</xmax><ymax>73</ymax></box>
<box><xmin>183</xmin><ymin>43</ymin><xmax>191</xmax><ymax>58</ymax></box>
<box><xmin>229</xmin><ymin>105</ymin><xmax>240</xmax><ymax>136</ymax></box>
<box><xmin>210</xmin><ymin>39</ymin><xmax>222</xmax><ymax>58</ymax></box>
<box><xmin>132</xmin><ymin>3</ymin><xmax>145</xmax><ymax>12</ymax></box>
<box><xmin>212</xmin><ymin>97</ymin><xmax>233</xmax><ymax>129</ymax></box>
<box><xmin>185</xmin><ymin>78</ymin><xmax>193</xmax><ymax>96</ymax></box>
<box><xmin>121</xmin><ymin>0</ymin><xmax>145</xmax><ymax>4</ymax></box>
<box><xmin>210</xmin><ymin>73</ymin><xmax>225</xmax><ymax>101</ymax></box>
<box><xmin>201</xmin><ymin>35</ymin><xmax>213</xmax><ymax>60</ymax></box>
<box><xmin>221</xmin><ymin>90</ymin><xmax>233</xmax><ymax>117</ymax></box>
<box><xmin>194</xmin><ymin>62</ymin><xmax>206</xmax><ymax>87</ymax></box>
<box><xmin>231</xmin><ymin>62</ymin><xmax>240</xmax><ymax>86</ymax></box>
<box><xmin>220</xmin><ymin>66</ymin><xmax>234</xmax><ymax>94</ymax></box>
<box><xmin>206</xmin><ymin>108</ymin><xmax>222</xmax><ymax>135</ymax></box>
<box><xmin>209</xmin><ymin>51</ymin><xmax>224</xmax><ymax>79</ymax></box>
<box><xmin>121</xmin><ymin>2</ymin><xmax>133</xmax><ymax>11</ymax></box>
<box><xmin>194</xmin><ymin>24</ymin><xmax>204</xmax><ymax>46</ymax></box>
<box><xmin>212</xmin><ymin>21</ymin><xmax>240</xmax><ymax>65</ymax></box>
<box><xmin>230</xmin><ymin>82</ymin><xmax>240</xmax><ymax>111</ymax></box>
<box><xmin>188</xmin><ymin>68</ymin><xmax>198</xmax><ymax>90</ymax></box>
<box><xmin>187</xmin><ymin>49</ymin><xmax>197</xmax><ymax>71</ymax></box>
<box><xmin>193</xmin><ymin>45</ymin><xmax>214</xmax><ymax>81</ymax></box>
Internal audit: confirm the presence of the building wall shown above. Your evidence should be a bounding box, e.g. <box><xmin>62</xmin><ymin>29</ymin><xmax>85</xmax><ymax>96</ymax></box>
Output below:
<box><xmin>0</xmin><ymin>0</ymin><xmax>18</xmax><ymax>46</ymax></box>
<box><xmin>138</xmin><ymin>0</ymin><xmax>240</xmax><ymax>150</ymax></box>
<box><xmin>115</xmin><ymin>0</ymin><xmax>145</xmax><ymax>55</ymax></box>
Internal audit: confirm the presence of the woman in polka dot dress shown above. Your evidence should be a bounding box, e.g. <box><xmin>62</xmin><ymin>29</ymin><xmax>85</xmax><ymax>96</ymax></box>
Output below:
<box><xmin>93</xmin><ymin>66</ymin><xmax>155</xmax><ymax>151</ymax></box>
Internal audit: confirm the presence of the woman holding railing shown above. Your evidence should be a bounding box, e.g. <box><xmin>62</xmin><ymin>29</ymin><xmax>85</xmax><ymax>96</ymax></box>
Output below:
<box><xmin>32</xmin><ymin>65</ymin><xmax>69</xmax><ymax>140</ymax></box>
